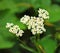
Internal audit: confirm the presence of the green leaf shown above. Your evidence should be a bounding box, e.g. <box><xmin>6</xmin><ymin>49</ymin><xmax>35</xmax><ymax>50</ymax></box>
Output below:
<box><xmin>38</xmin><ymin>35</ymin><xmax>57</xmax><ymax>53</ymax></box>
<box><xmin>42</xmin><ymin>5</ymin><xmax>60</xmax><ymax>23</ymax></box>
<box><xmin>48</xmin><ymin>5</ymin><xmax>60</xmax><ymax>23</ymax></box>
<box><xmin>40</xmin><ymin>0</ymin><xmax>51</xmax><ymax>7</ymax></box>
<box><xmin>14</xmin><ymin>0</ymin><xmax>51</xmax><ymax>9</ymax></box>
<box><xmin>0</xmin><ymin>0</ymin><xmax>18</xmax><ymax>13</ymax></box>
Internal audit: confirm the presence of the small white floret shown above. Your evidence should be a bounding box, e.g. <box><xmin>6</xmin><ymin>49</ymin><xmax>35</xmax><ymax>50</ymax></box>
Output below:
<box><xmin>6</xmin><ymin>23</ymin><xmax>14</xmax><ymax>28</ymax></box>
<box><xmin>38</xmin><ymin>8</ymin><xmax>49</xmax><ymax>19</ymax></box>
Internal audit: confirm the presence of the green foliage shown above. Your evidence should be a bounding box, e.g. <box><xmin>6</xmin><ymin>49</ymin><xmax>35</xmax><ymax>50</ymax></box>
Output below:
<box><xmin>47</xmin><ymin>5</ymin><xmax>60</xmax><ymax>23</ymax></box>
<box><xmin>55</xmin><ymin>32</ymin><xmax>60</xmax><ymax>40</ymax></box>
<box><xmin>56</xmin><ymin>0</ymin><xmax>60</xmax><ymax>2</ymax></box>
<box><xmin>0</xmin><ymin>0</ymin><xmax>60</xmax><ymax>53</ymax></box>
<box><xmin>0</xmin><ymin>0</ymin><xmax>18</xmax><ymax>13</ymax></box>
<box><xmin>38</xmin><ymin>35</ymin><xmax>57</xmax><ymax>53</ymax></box>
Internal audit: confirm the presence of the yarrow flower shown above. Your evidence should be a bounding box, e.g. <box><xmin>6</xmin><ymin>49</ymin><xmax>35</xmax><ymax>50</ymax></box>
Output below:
<box><xmin>20</xmin><ymin>8</ymin><xmax>49</xmax><ymax>35</ymax></box>
<box><xmin>6</xmin><ymin>23</ymin><xmax>24</xmax><ymax>37</ymax></box>
<box><xmin>38</xmin><ymin>8</ymin><xmax>49</xmax><ymax>19</ymax></box>
<box><xmin>20</xmin><ymin>16</ymin><xmax>46</xmax><ymax>35</ymax></box>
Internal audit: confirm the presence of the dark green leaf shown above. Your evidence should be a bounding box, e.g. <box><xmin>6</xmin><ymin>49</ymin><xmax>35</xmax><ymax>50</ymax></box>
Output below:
<box><xmin>38</xmin><ymin>35</ymin><xmax>57</xmax><ymax>53</ymax></box>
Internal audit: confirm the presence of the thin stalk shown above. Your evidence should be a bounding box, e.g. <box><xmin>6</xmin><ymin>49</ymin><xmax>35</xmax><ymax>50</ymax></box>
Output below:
<box><xmin>17</xmin><ymin>38</ymin><xmax>37</xmax><ymax>53</ymax></box>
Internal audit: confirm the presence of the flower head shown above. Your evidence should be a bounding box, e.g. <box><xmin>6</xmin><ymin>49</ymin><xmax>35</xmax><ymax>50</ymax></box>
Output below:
<box><xmin>6</xmin><ymin>23</ymin><xmax>24</xmax><ymax>37</ymax></box>
<box><xmin>20</xmin><ymin>16</ymin><xmax>46</xmax><ymax>35</ymax></box>
<box><xmin>38</xmin><ymin>8</ymin><xmax>49</xmax><ymax>19</ymax></box>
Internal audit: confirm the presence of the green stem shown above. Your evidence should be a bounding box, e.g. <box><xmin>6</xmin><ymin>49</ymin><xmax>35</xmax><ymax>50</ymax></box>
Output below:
<box><xmin>20</xmin><ymin>43</ymin><xmax>37</xmax><ymax>53</ymax></box>
<box><xmin>32</xmin><ymin>35</ymin><xmax>41</xmax><ymax>53</ymax></box>
<box><xmin>36</xmin><ymin>34</ymin><xmax>40</xmax><ymax>42</ymax></box>
<box><xmin>17</xmin><ymin>38</ymin><xmax>37</xmax><ymax>53</ymax></box>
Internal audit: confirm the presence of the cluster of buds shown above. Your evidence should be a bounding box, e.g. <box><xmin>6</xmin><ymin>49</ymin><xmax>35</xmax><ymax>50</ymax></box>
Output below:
<box><xmin>38</xmin><ymin>8</ymin><xmax>49</xmax><ymax>19</ymax></box>
<box><xmin>20</xmin><ymin>16</ymin><xmax>46</xmax><ymax>35</ymax></box>
<box><xmin>20</xmin><ymin>8</ymin><xmax>49</xmax><ymax>35</ymax></box>
<box><xmin>6</xmin><ymin>23</ymin><xmax>24</xmax><ymax>37</ymax></box>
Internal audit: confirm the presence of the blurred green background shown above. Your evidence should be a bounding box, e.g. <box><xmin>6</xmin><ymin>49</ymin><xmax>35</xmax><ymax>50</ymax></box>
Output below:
<box><xmin>0</xmin><ymin>0</ymin><xmax>60</xmax><ymax>53</ymax></box>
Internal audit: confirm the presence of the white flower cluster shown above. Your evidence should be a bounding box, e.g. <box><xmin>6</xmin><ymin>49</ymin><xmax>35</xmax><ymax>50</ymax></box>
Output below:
<box><xmin>20</xmin><ymin>16</ymin><xmax>46</xmax><ymax>35</ymax></box>
<box><xmin>6</xmin><ymin>23</ymin><xmax>24</xmax><ymax>37</ymax></box>
<box><xmin>20</xmin><ymin>15</ymin><xmax>30</xmax><ymax>24</ymax></box>
<box><xmin>38</xmin><ymin>8</ymin><xmax>49</xmax><ymax>19</ymax></box>
<box><xmin>20</xmin><ymin>8</ymin><xmax>49</xmax><ymax>35</ymax></box>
